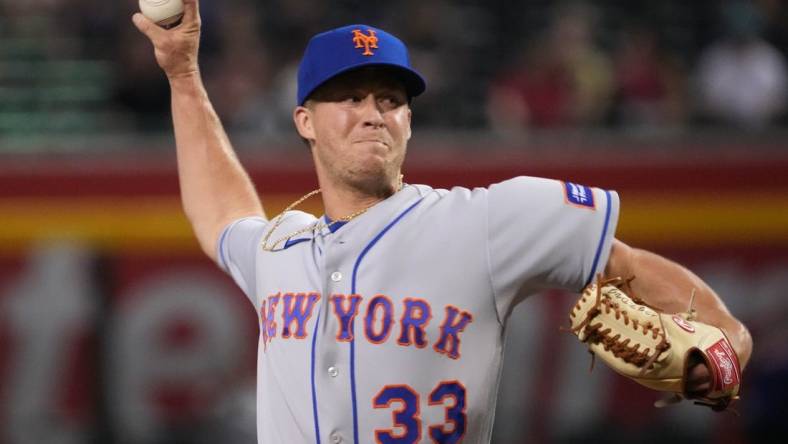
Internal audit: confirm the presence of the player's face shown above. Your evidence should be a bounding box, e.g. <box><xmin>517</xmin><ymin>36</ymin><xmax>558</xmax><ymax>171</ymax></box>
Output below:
<box><xmin>294</xmin><ymin>68</ymin><xmax>412</xmax><ymax>197</ymax></box>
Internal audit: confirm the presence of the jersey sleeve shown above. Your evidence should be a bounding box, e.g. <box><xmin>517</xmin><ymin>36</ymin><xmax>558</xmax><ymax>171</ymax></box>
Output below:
<box><xmin>487</xmin><ymin>176</ymin><xmax>619</xmax><ymax>313</ymax></box>
<box><xmin>216</xmin><ymin>216</ymin><xmax>268</xmax><ymax>304</ymax></box>
<box><xmin>216</xmin><ymin>210</ymin><xmax>318</xmax><ymax>306</ymax></box>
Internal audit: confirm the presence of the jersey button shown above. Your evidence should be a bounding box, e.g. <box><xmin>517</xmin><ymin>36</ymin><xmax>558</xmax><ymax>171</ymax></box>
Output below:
<box><xmin>328</xmin><ymin>366</ymin><xmax>339</xmax><ymax>377</ymax></box>
<box><xmin>330</xmin><ymin>432</ymin><xmax>342</xmax><ymax>443</ymax></box>
<box><xmin>330</xmin><ymin>271</ymin><xmax>342</xmax><ymax>282</ymax></box>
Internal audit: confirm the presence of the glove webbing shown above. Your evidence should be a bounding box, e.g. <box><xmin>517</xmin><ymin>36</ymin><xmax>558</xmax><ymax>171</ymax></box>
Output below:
<box><xmin>570</xmin><ymin>275</ymin><xmax>671</xmax><ymax>376</ymax></box>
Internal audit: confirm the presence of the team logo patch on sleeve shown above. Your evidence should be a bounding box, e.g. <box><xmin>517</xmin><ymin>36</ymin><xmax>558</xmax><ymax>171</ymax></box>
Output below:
<box><xmin>563</xmin><ymin>181</ymin><xmax>596</xmax><ymax>209</ymax></box>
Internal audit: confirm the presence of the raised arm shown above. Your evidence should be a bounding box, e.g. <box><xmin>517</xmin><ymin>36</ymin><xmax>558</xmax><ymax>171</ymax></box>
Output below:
<box><xmin>132</xmin><ymin>0</ymin><xmax>265</xmax><ymax>262</ymax></box>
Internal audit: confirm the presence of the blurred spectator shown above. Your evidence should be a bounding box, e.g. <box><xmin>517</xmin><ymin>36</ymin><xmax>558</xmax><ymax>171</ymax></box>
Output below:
<box><xmin>390</xmin><ymin>0</ymin><xmax>495</xmax><ymax>128</ymax></box>
<box><xmin>4</xmin><ymin>0</ymin><xmax>788</xmax><ymax>142</ymax></box>
<box><xmin>112</xmin><ymin>24</ymin><xmax>173</xmax><ymax>132</ymax></box>
<box><xmin>486</xmin><ymin>42</ymin><xmax>572</xmax><ymax>132</ymax></box>
<box><xmin>611</xmin><ymin>24</ymin><xmax>688</xmax><ymax>129</ymax></box>
<box><xmin>203</xmin><ymin>2</ymin><xmax>274</xmax><ymax>133</ymax></box>
<box><xmin>693</xmin><ymin>1</ymin><xmax>788</xmax><ymax>129</ymax></box>
<box><xmin>486</xmin><ymin>1</ymin><xmax>614</xmax><ymax>133</ymax></box>
<box><xmin>59</xmin><ymin>0</ymin><xmax>122</xmax><ymax>59</ymax></box>
<box><xmin>760</xmin><ymin>0</ymin><xmax>788</xmax><ymax>60</ymax></box>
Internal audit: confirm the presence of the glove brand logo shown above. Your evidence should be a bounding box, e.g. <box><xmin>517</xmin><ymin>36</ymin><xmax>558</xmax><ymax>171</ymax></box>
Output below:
<box><xmin>671</xmin><ymin>315</ymin><xmax>695</xmax><ymax>333</ymax></box>
<box><xmin>610</xmin><ymin>288</ymin><xmax>657</xmax><ymax>317</ymax></box>
<box><xmin>714</xmin><ymin>349</ymin><xmax>734</xmax><ymax>385</ymax></box>
<box><xmin>706</xmin><ymin>339</ymin><xmax>741</xmax><ymax>391</ymax></box>
<box><xmin>352</xmin><ymin>29</ymin><xmax>379</xmax><ymax>56</ymax></box>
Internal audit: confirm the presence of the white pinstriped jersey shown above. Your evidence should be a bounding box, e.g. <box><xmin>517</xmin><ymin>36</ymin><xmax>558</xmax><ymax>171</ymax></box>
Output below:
<box><xmin>218</xmin><ymin>177</ymin><xmax>619</xmax><ymax>444</ymax></box>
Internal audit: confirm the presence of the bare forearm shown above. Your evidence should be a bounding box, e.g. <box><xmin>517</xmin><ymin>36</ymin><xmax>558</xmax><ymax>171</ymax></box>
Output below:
<box><xmin>605</xmin><ymin>240</ymin><xmax>753</xmax><ymax>368</ymax></box>
<box><xmin>169</xmin><ymin>73</ymin><xmax>264</xmax><ymax>259</ymax></box>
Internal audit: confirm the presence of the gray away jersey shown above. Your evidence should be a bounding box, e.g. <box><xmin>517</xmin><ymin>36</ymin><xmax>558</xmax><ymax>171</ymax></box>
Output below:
<box><xmin>217</xmin><ymin>176</ymin><xmax>619</xmax><ymax>444</ymax></box>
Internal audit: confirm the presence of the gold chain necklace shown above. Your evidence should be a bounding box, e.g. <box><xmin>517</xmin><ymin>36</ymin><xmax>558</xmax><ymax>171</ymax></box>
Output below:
<box><xmin>260</xmin><ymin>175</ymin><xmax>403</xmax><ymax>252</ymax></box>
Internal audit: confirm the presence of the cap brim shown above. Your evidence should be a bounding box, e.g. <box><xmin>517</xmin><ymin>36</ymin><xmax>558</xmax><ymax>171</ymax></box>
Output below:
<box><xmin>301</xmin><ymin>61</ymin><xmax>426</xmax><ymax>105</ymax></box>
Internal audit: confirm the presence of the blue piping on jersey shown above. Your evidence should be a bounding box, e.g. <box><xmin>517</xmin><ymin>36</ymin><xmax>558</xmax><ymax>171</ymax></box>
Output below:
<box><xmin>584</xmin><ymin>190</ymin><xmax>613</xmax><ymax>288</ymax></box>
<box><xmin>284</xmin><ymin>237</ymin><xmax>311</xmax><ymax>249</ymax></box>
<box><xmin>217</xmin><ymin>224</ymin><xmax>232</xmax><ymax>270</ymax></box>
<box><xmin>310</xmin><ymin>310</ymin><xmax>323</xmax><ymax>444</ymax></box>
<box><xmin>283</xmin><ymin>216</ymin><xmax>347</xmax><ymax>251</ymax></box>
<box><xmin>324</xmin><ymin>215</ymin><xmax>349</xmax><ymax>233</ymax></box>
<box><xmin>349</xmin><ymin>197</ymin><xmax>424</xmax><ymax>444</ymax></box>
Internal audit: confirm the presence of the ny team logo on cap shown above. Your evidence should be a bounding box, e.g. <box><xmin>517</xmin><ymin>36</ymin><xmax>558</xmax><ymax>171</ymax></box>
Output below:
<box><xmin>296</xmin><ymin>24</ymin><xmax>426</xmax><ymax>105</ymax></box>
<box><xmin>352</xmin><ymin>29</ymin><xmax>379</xmax><ymax>56</ymax></box>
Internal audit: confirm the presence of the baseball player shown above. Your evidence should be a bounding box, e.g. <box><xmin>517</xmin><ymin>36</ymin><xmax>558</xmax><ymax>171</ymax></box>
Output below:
<box><xmin>133</xmin><ymin>1</ymin><xmax>753</xmax><ymax>442</ymax></box>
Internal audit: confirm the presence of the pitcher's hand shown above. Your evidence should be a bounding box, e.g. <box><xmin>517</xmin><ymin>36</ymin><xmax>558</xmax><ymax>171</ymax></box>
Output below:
<box><xmin>132</xmin><ymin>0</ymin><xmax>201</xmax><ymax>79</ymax></box>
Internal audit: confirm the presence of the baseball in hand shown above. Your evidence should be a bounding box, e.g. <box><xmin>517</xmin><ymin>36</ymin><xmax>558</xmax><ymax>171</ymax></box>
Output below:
<box><xmin>139</xmin><ymin>0</ymin><xmax>184</xmax><ymax>28</ymax></box>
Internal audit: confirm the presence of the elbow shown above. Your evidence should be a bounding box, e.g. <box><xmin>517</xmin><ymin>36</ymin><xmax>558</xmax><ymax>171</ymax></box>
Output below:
<box><xmin>182</xmin><ymin>209</ymin><xmax>221</xmax><ymax>263</ymax></box>
<box><xmin>603</xmin><ymin>239</ymin><xmax>635</xmax><ymax>279</ymax></box>
<box><xmin>718</xmin><ymin>312</ymin><xmax>753</xmax><ymax>371</ymax></box>
<box><xmin>197</xmin><ymin>234</ymin><xmax>220</xmax><ymax>263</ymax></box>
<box><xmin>733</xmin><ymin>319</ymin><xmax>754</xmax><ymax>370</ymax></box>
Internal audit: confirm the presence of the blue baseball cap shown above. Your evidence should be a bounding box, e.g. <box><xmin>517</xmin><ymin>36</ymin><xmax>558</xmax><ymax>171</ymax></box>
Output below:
<box><xmin>297</xmin><ymin>24</ymin><xmax>427</xmax><ymax>105</ymax></box>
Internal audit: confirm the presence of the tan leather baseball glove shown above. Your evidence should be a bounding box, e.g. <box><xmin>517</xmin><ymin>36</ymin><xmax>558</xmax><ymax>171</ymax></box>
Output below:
<box><xmin>569</xmin><ymin>275</ymin><xmax>742</xmax><ymax>411</ymax></box>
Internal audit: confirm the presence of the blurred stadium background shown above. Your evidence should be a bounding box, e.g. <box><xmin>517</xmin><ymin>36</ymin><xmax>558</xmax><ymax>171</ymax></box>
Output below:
<box><xmin>1</xmin><ymin>0</ymin><xmax>787</xmax><ymax>443</ymax></box>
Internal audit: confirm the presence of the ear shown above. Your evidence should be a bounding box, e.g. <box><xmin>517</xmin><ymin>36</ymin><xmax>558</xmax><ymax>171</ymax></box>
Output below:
<box><xmin>405</xmin><ymin>107</ymin><xmax>412</xmax><ymax>141</ymax></box>
<box><xmin>293</xmin><ymin>106</ymin><xmax>316</xmax><ymax>142</ymax></box>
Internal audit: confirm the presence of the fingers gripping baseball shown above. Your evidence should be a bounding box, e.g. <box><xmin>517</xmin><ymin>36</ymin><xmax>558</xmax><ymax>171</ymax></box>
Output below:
<box><xmin>132</xmin><ymin>0</ymin><xmax>201</xmax><ymax>79</ymax></box>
